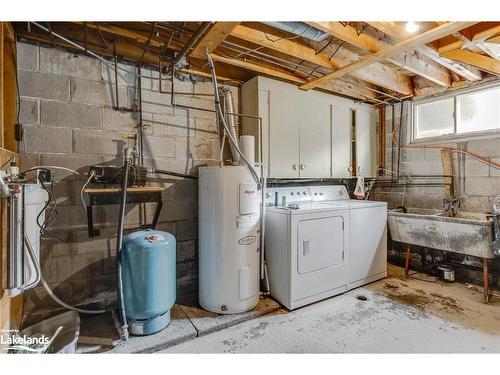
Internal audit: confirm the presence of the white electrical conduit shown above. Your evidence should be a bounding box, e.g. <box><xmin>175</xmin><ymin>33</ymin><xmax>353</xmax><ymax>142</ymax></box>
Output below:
<box><xmin>80</xmin><ymin>171</ymin><xmax>96</xmax><ymax>211</ymax></box>
<box><xmin>24</xmin><ymin>230</ymin><xmax>107</xmax><ymax>315</ymax></box>
<box><xmin>23</xmin><ymin>165</ymin><xmax>83</xmax><ymax>178</ymax></box>
<box><xmin>206</xmin><ymin>52</ymin><xmax>260</xmax><ymax>186</ymax></box>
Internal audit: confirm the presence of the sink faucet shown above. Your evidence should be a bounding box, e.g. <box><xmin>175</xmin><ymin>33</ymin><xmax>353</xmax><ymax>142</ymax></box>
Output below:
<box><xmin>443</xmin><ymin>196</ymin><xmax>458</xmax><ymax>217</ymax></box>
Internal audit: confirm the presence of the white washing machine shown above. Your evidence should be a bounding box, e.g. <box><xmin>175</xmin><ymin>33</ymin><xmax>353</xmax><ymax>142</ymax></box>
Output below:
<box><xmin>309</xmin><ymin>186</ymin><xmax>387</xmax><ymax>290</ymax></box>
<box><xmin>265</xmin><ymin>186</ymin><xmax>349</xmax><ymax>309</ymax></box>
<box><xmin>264</xmin><ymin>185</ymin><xmax>387</xmax><ymax>310</ymax></box>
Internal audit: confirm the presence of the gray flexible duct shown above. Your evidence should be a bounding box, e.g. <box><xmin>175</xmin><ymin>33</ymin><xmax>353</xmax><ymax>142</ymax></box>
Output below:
<box><xmin>221</xmin><ymin>88</ymin><xmax>240</xmax><ymax>165</ymax></box>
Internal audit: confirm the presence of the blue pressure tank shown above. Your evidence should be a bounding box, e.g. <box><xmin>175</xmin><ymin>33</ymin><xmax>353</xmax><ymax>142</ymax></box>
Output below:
<box><xmin>121</xmin><ymin>229</ymin><xmax>176</xmax><ymax>336</ymax></box>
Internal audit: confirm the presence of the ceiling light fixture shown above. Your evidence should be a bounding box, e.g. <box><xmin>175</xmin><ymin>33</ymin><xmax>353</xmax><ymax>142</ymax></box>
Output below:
<box><xmin>405</xmin><ymin>21</ymin><xmax>420</xmax><ymax>33</ymax></box>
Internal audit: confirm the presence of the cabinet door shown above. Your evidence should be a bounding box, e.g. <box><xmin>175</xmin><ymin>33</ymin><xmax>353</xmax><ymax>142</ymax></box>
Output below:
<box><xmin>332</xmin><ymin>106</ymin><xmax>352</xmax><ymax>178</ymax></box>
<box><xmin>356</xmin><ymin>107</ymin><xmax>376</xmax><ymax>177</ymax></box>
<box><xmin>269</xmin><ymin>91</ymin><xmax>300</xmax><ymax>178</ymax></box>
<box><xmin>299</xmin><ymin>101</ymin><xmax>331</xmax><ymax>178</ymax></box>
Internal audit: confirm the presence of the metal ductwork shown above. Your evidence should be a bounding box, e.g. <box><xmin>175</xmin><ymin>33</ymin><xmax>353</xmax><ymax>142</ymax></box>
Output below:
<box><xmin>263</xmin><ymin>22</ymin><xmax>329</xmax><ymax>42</ymax></box>
<box><xmin>220</xmin><ymin>87</ymin><xmax>240</xmax><ymax>165</ymax></box>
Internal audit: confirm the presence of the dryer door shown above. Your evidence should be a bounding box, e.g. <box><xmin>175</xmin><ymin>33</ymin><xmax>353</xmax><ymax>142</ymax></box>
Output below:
<box><xmin>297</xmin><ymin>216</ymin><xmax>344</xmax><ymax>274</ymax></box>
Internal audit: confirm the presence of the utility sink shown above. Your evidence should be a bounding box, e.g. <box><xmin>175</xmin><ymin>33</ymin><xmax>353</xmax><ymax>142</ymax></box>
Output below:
<box><xmin>388</xmin><ymin>207</ymin><xmax>494</xmax><ymax>259</ymax></box>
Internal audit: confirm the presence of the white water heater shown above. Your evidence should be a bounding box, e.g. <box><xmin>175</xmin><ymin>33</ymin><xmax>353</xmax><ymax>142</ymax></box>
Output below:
<box><xmin>198</xmin><ymin>165</ymin><xmax>260</xmax><ymax>314</ymax></box>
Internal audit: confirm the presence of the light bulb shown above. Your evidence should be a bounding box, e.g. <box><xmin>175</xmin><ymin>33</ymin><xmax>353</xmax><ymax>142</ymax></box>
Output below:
<box><xmin>405</xmin><ymin>21</ymin><xmax>420</xmax><ymax>33</ymax></box>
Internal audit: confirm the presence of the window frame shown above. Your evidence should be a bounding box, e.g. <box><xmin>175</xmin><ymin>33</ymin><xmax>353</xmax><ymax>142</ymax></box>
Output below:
<box><xmin>411</xmin><ymin>82</ymin><xmax>500</xmax><ymax>144</ymax></box>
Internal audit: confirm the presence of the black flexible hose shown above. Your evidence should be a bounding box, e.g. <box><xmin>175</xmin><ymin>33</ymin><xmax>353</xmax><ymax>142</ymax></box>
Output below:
<box><xmin>152</xmin><ymin>169</ymin><xmax>198</xmax><ymax>180</ymax></box>
<box><xmin>115</xmin><ymin>153</ymin><xmax>130</xmax><ymax>341</ymax></box>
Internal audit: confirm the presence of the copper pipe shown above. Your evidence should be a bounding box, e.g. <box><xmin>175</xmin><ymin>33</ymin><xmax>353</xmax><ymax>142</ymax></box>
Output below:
<box><xmin>404</xmin><ymin>245</ymin><xmax>411</xmax><ymax>278</ymax></box>
<box><xmin>379</xmin><ymin>107</ymin><xmax>386</xmax><ymax>174</ymax></box>
<box><xmin>391</xmin><ymin>126</ymin><xmax>500</xmax><ymax>170</ymax></box>
<box><xmin>483</xmin><ymin>259</ymin><xmax>490</xmax><ymax>303</ymax></box>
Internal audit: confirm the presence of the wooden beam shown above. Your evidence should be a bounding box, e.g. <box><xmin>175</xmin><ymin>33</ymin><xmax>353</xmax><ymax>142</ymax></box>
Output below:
<box><xmin>450</xmin><ymin>32</ymin><xmax>500</xmax><ymax>60</ymax></box>
<box><xmin>190</xmin><ymin>22</ymin><xmax>240</xmax><ymax>59</ymax></box>
<box><xmin>75</xmin><ymin>22</ymin><xmax>164</xmax><ymax>48</ymax></box>
<box><xmin>437</xmin><ymin>23</ymin><xmax>500</xmax><ymax>60</ymax></box>
<box><xmin>441</xmin><ymin>49</ymin><xmax>500</xmax><ymax>76</ymax></box>
<box><xmin>307</xmin><ymin>21</ymin><xmax>451</xmax><ymax>86</ymax></box>
<box><xmin>439</xmin><ymin>23</ymin><xmax>500</xmax><ymax>52</ymax></box>
<box><xmin>209</xmin><ymin>53</ymin><xmax>378</xmax><ymax>101</ymax></box>
<box><xmin>368</xmin><ymin>21</ymin><xmax>482</xmax><ymax>81</ymax></box>
<box><xmin>301</xmin><ymin>22</ymin><xmax>476</xmax><ymax>90</ymax></box>
<box><xmin>230</xmin><ymin>24</ymin><xmax>413</xmax><ymax>95</ymax></box>
<box><xmin>210</xmin><ymin>53</ymin><xmax>306</xmax><ymax>83</ymax></box>
<box><xmin>486</xmin><ymin>35</ymin><xmax>500</xmax><ymax>44</ymax></box>
<box><xmin>231</xmin><ymin>24</ymin><xmax>333</xmax><ymax>68</ymax></box>
<box><xmin>16</xmin><ymin>31</ymin><xmax>236</xmax><ymax>85</ymax></box>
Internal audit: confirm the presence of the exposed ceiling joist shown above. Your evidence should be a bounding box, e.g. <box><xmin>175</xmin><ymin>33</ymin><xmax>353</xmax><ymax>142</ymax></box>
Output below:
<box><xmin>307</xmin><ymin>21</ymin><xmax>451</xmax><ymax>86</ymax></box>
<box><xmin>190</xmin><ymin>22</ymin><xmax>240</xmax><ymax>59</ymax></box>
<box><xmin>75</xmin><ymin>22</ymin><xmax>164</xmax><ymax>48</ymax></box>
<box><xmin>230</xmin><ymin>24</ymin><xmax>413</xmax><ymax>95</ymax></box>
<box><xmin>231</xmin><ymin>24</ymin><xmax>332</xmax><ymax>68</ymax></box>
<box><xmin>487</xmin><ymin>35</ymin><xmax>500</xmax><ymax>44</ymax></box>
<box><xmin>450</xmin><ymin>32</ymin><xmax>500</xmax><ymax>60</ymax></box>
<box><xmin>16</xmin><ymin>28</ymin><xmax>235</xmax><ymax>84</ymax></box>
<box><xmin>301</xmin><ymin>22</ymin><xmax>476</xmax><ymax>90</ymax></box>
<box><xmin>209</xmin><ymin>53</ymin><xmax>379</xmax><ymax>101</ymax></box>
<box><xmin>368</xmin><ymin>21</ymin><xmax>482</xmax><ymax>81</ymax></box>
<box><xmin>438</xmin><ymin>23</ymin><xmax>500</xmax><ymax>53</ymax></box>
<box><xmin>441</xmin><ymin>49</ymin><xmax>500</xmax><ymax>76</ymax></box>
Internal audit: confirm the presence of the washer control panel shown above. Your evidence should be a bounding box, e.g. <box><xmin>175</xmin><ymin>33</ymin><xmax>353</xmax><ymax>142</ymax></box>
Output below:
<box><xmin>265</xmin><ymin>185</ymin><xmax>349</xmax><ymax>206</ymax></box>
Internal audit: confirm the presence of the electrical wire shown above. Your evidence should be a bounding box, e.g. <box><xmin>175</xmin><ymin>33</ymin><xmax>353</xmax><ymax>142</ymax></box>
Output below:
<box><xmin>22</xmin><ymin>165</ymin><xmax>83</xmax><ymax>178</ymax></box>
<box><xmin>36</xmin><ymin>179</ymin><xmax>62</xmax><ymax>242</ymax></box>
<box><xmin>12</xmin><ymin>49</ymin><xmax>33</xmax><ymax>168</ymax></box>
<box><xmin>80</xmin><ymin>170</ymin><xmax>95</xmax><ymax>211</ymax></box>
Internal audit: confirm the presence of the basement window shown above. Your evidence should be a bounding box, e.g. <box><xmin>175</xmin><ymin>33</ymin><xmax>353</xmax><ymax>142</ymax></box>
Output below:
<box><xmin>413</xmin><ymin>84</ymin><xmax>500</xmax><ymax>140</ymax></box>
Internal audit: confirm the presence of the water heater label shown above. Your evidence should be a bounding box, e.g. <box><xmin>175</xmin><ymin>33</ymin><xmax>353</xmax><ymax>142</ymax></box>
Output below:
<box><xmin>236</xmin><ymin>213</ymin><xmax>259</xmax><ymax>228</ymax></box>
<box><xmin>239</xmin><ymin>235</ymin><xmax>257</xmax><ymax>245</ymax></box>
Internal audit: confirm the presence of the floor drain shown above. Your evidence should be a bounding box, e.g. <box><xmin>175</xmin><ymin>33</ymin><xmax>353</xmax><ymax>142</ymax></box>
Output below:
<box><xmin>356</xmin><ymin>295</ymin><xmax>368</xmax><ymax>301</ymax></box>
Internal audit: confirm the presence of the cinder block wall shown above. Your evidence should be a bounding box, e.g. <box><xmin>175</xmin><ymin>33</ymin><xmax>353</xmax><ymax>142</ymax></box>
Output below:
<box><xmin>373</xmin><ymin>102</ymin><xmax>500</xmax><ymax>213</ymax></box>
<box><xmin>16</xmin><ymin>41</ymin><xmax>237</xmax><ymax>320</ymax></box>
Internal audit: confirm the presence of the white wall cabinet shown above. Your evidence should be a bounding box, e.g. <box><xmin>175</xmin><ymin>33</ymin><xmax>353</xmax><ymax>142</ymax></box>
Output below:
<box><xmin>268</xmin><ymin>91</ymin><xmax>300</xmax><ymax>178</ymax></box>
<box><xmin>299</xmin><ymin>99</ymin><xmax>331</xmax><ymax>178</ymax></box>
<box><xmin>242</xmin><ymin>76</ymin><xmax>376</xmax><ymax>179</ymax></box>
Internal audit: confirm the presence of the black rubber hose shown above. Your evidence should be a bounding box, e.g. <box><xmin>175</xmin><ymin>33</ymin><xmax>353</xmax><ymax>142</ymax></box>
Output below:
<box><xmin>152</xmin><ymin>169</ymin><xmax>198</xmax><ymax>180</ymax></box>
<box><xmin>115</xmin><ymin>155</ymin><xmax>130</xmax><ymax>341</ymax></box>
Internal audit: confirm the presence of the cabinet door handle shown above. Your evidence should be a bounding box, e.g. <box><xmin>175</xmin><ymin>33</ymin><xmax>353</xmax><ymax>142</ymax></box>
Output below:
<box><xmin>300</xmin><ymin>164</ymin><xmax>305</xmax><ymax>170</ymax></box>
<box><xmin>292</xmin><ymin>164</ymin><xmax>297</xmax><ymax>170</ymax></box>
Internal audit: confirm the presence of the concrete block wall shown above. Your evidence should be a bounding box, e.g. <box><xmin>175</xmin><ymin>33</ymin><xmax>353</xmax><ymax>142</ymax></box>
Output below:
<box><xmin>16</xmin><ymin>42</ymin><xmax>237</xmax><ymax>318</ymax></box>
<box><xmin>373</xmin><ymin>101</ymin><xmax>500</xmax><ymax>213</ymax></box>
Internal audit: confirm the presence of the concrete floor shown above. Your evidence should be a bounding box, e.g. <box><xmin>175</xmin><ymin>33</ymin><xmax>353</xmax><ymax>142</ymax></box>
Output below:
<box><xmin>160</xmin><ymin>287</ymin><xmax>500</xmax><ymax>353</ymax></box>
